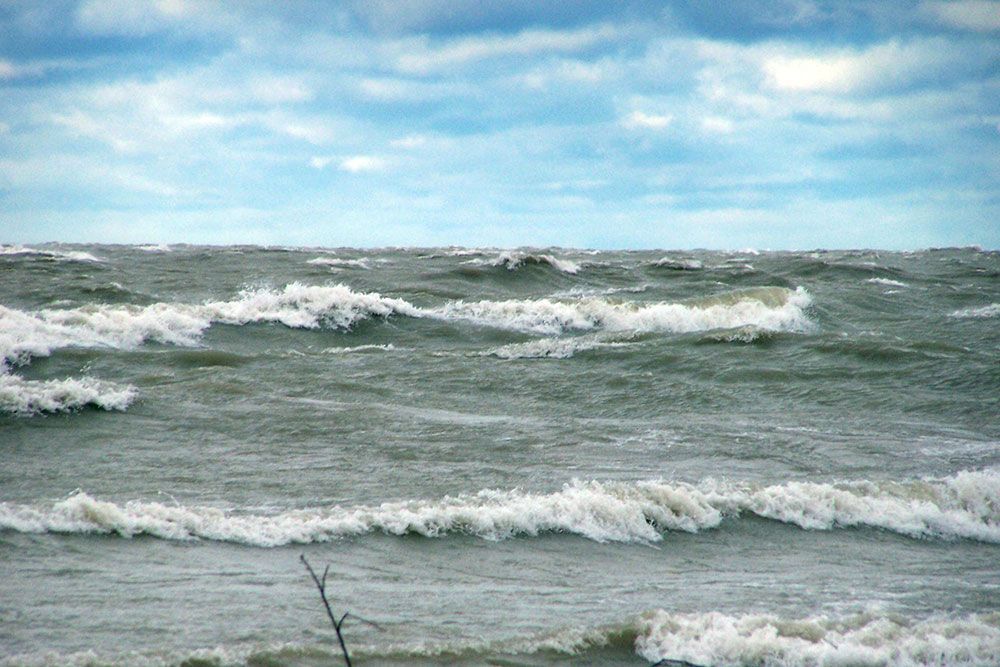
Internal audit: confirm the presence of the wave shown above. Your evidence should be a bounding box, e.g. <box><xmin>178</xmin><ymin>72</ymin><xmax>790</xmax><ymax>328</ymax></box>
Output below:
<box><xmin>951</xmin><ymin>303</ymin><xmax>1000</xmax><ymax>319</ymax></box>
<box><xmin>3</xmin><ymin>469</ymin><xmax>997</xmax><ymax>546</ymax></box>
<box><xmin>635</xmin><ymin>609</ymin><xmax>1000</xmax><ymax>666</ymax></box>
<box><xmin>322</xmin><ymin>343</ymin><xmax>396</xmax><ymax>354</ymax></box>
<box><xmin>486</xmin><ymin>335</ymin><xmax>634</xmax><ymax>359</ymax></box>
<box><xmin>0</xmin><ymin>245</ymin><xmax>104</xmax><ymax>263</ymax></box>
<box><xmin>135</xmin><ymin>244</ymin><xmax>172</xmax><ymax>253</ymax></box>
<box><xmin>3</xmin><ymin>611</ymin><xmax>996</xmax><ymax>667</ymax></box>
<box><xmin>0</xmin><ymin>375</ymin><xmax>136</xmax><ymax>416</ymax></box>
<box><xmin>433</xmin><ymin>286</ymin><xmax>812</xmax><ymax>336</ymax></box>
<box><xmin>865</xmin><ymin>277</ymin><xmax>908</xmax><ymax>288</ymax></box>
<box><xmin>307</xmin><ymin>257</ymin><xmax>371</xmax><ymax>269</ymax></box>
<box><xmin>0</xmin><ymin>284</ymin><xmax>419</xmax><ymax>368</ymax></box>
<box><xmin>653</xmin><ymin>257</ymin><xmax>703</xmax><ymax>270</ymax></box>
<box><xmin>1</xmin><ymin>285</ymin><xmax>811</xmax><ymax>367</ymax></box>
<box><xmin>466</xmin><ymin>251</ymin><xmax>582</xmax><ymax>274</ymax></box>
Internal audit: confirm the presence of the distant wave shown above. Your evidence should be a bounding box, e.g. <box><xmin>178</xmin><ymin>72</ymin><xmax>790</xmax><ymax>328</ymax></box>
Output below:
<box><xmin>466</xmin><ymin>251</ymin><xmax>582</xmax><ymax>274</ymax></box>
<box><xmin>3</xmin><ymin>469</ymin><xmax>997</xmax><ymax>546</ymax></box>
<box><xmin>0</xmin><ymin>283</ymin><xmax>812</xmax><ymax>414</ymax></box>
<box><xmin>865</xmin><ymin>277</ymin><xmax>908</xmax><ymax>287</ymax></box>
<box><xmin>653</xmin><ymin>256</ymin><xmax>703</xmax><ymax>270</ymax></box>
<box><xmin>0</xmin><ymin>245</ymin><xmax>104</xmax><ymax>263</ymax></box>
<box><xmin>0</xmin><ymin>375</ymin><xmax>136</xmax><ymax>416</ymax></box>
<box><xmin>4</xmin><ymin>610</ymin><xmax>995</xmax><ymax>666</ymax></box>
<box><xmin>434</xmin><ymin>286</ymin><xmax>812</xmax><ymax>336</ymax></box>
<box><xmin>307</xmin><ymin>257</ymin><xmax>371</xmax><ymax>269</ymax></box>
<box><xmin>0</xmin><ymin>284</ymin><xmax>419</xmax><ymax>368</ymax></box>
<box><xmin>486</xmin><ymin>334</ymin><xmax>635</xmax><ymax>359</ymax></box>
<box><xmin>1</xmin><ymin>284</ymin><xmax>811</xmax><ymax>367</ymax></box>
<box><xmin>951</xmin><ymin>303</ymin><xmax>1000</xmax><ymax>319</ymax></box>
<box><xmin>135</xmin><ymin>244</ymin><xmax>172</xmax><ymax>253</ymax></box>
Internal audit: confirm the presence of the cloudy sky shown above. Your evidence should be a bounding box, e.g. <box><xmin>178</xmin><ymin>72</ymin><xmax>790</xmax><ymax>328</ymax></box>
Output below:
<box><xmin>1</xmin><ymin>0</ymin><xmax>998</xmax><ymax>249</ymax></box>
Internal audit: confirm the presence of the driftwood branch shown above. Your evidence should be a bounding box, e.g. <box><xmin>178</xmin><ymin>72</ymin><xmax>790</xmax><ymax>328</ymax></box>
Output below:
<box><xmin>301</xmin><ymin>554</ymin><xmax>352</xmax><ymax>667</ymax></box>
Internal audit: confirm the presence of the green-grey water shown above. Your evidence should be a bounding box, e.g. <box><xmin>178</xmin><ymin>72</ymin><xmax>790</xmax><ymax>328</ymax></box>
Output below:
<box><xmin>1</xmin><ymin>244</ymin><xmax>998</xmax><ymax>665</ymax></box>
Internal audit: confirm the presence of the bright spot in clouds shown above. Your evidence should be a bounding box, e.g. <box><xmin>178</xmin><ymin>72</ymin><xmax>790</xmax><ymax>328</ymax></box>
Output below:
<box><xmin>622</xmin><ymin>110</ymin><xmax>673</xmax><ymax>130</ymax></box>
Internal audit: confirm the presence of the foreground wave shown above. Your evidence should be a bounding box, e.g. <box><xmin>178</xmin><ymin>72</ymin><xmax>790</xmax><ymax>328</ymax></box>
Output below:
<box><xmin>3</xmin><ymin>469</ymin><xmax>997</xmax><ymax>546</ymax></box>
<box><xmin>3</xmin><ymin>610</ymin><xmax>998</xmax><ymax>666</ymax></box>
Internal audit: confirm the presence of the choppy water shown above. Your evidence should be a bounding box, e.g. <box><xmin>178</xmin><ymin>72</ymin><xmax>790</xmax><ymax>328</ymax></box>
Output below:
<box><xmin>1</xmin><ymin>243</ymin><xmax>998</xmax><ymax>666</ymax></box>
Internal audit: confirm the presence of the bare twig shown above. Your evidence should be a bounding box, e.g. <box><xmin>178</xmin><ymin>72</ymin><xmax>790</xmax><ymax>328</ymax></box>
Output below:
<box><xmin>301</xmin><ymin>554</ymin><xmax>352</xmax><ymax>667</ymax></box>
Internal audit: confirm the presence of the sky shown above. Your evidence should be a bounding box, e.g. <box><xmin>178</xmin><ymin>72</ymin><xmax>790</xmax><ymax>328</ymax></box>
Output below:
<box><xmin>1</xmin><ymin>0</ymin><xmax>998</xmax><ymax>249</ymax></box>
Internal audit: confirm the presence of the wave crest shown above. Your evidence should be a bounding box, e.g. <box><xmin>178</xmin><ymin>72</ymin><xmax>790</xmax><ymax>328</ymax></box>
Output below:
<box><xmin>434</xmin><ymin>286</ymin><xmax>812</xmax><ymax>336</ymax></box>
<box><xmin>3</xmin><ymin>469</ymin><xmax>997</xmax><ymax>546</ymax></box>
<box><xmin>0</xmin><ymin>375</ymin><xmax>136</xmax><ymax>416</ymax></box>
<box><xmin>636</xmin><ymin>610</ymin><xmax>1000</xmax><ymax>666</ymax></box>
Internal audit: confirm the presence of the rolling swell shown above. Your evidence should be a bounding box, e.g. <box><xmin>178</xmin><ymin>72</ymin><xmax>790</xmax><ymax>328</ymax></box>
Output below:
<box><xmin>4</xmin><ymin>469</ymin><xmax>997</xmax><ymax>546</ymax></box>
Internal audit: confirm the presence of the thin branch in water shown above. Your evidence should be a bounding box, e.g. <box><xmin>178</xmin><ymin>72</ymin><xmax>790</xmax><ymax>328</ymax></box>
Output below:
<box><xmin>301</xmin><ymin>554</ymin><xmax>352</xmax><ymax>667</ymax></box>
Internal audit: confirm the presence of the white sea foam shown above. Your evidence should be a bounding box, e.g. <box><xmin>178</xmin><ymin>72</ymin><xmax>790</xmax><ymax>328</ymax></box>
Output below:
<box><xmin>3</xmin><ymin>470</ymin><xmax>997</xmax><ymax>546</ymax></box>
<box><xmin>307</xmin><ymin>257</ymin><xmax>371</xmax><ymax>269</ymax></box>
<box><xmin>654</xmin><ymin>257</ymin><xmax>703</xmax><ymax>270</ymax></box>
<box><xmin>635</xmin><ymin>610</ymin><xmax>1000</xmax><ymax>666</ymax></box>
<box><xmin>473</xmin><ymin>251</ymin><xmax>582</xmax><ymax>274</ymax></box>
<box><xmin>0</xmin><ymin>245</ymin><xmax>103</xmax><ymax>263</ymax></box>
<box><xmin>0</xmin><ymin>375</ymin><xmax>136</xmax><ymax>415</ymax></box>
<box><xmin>322</xmin><ymin>343</ymin><xmax>396</xmax><ymax>354</ymax></box>
<box><xmin>135</xmin><ymin>244</ymin><xmax>172</xmax><ymax>253</ymax></box>
<box><xmin>431</xmin><ymin>286</ymin><xmax>812</xmax><ymax>336</ymax></box>
<box><xmin>0</xmin><ymin>284</ymin><xmax>420</xmax><ymax>368</ymax></box>
<box><xmin>1</xmin><ymin>285</ymin><xmax>810</xmax><ymax>368</ymax></box>
<box><xmin>866</xmin><ymin>277</ymin><xmax>909</xmax><ymax>287</ymax></box>
<box><xmin>486</xmin><ymin>335</ymin><xmax>634</xmax><ymax>359</ymax></box>
<box><xmin>2</xmin><ymin>610</ymin><xmax>995</xmax><ymax>666</ymax></box>
<box><xmin>951</xmin><ymin>303</ymin><xmax>1000</xmax><ymax>319</ymax></box>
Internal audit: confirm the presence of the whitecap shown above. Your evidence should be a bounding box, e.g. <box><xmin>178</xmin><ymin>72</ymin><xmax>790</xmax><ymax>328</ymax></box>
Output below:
<box><xmin>0</xmin><ymin>375</ymin><xmax>136</xmax><ymax>416</ymax></box>
<box><xmin>865</xmin><ymin>277</ymin><xmax>908</xmax><ymax>287</ymax></box>
<box><xmin>951</xmin><ymin>303</ymin><xmax>1000</xmax><ymax>319</ymax></box>
<box><xmin>4</xmin><ymin>469</ymin><xmax>998</xmax><ymax>546</ymax></box>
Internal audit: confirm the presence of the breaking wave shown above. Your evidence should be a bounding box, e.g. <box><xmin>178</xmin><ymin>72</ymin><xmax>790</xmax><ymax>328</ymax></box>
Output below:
<box><xmin>433</xmin><ymin>286</ymin><xmax>812</xmax><ymax>336</ymax></box>
<box><xmin>634</xmin><ymin>609</ymin><xmax>1000</xmax><ymax>666</ymax></box>
<box><xmin>2</xmin><ymin>610</ymin><xmax>997</xmax><ymax>667</ymax></box>
<box><xmin>0</xmin><ymin>284</ymin><xmax>419</xmax><ymax>368</ymax></box>
<box><xmin>486</xmin><ymin>335</ymin><xmax>635</xmax><ymax>359</ymax></box>
<box><xmin>0</xmin><ymin>245</ymin><xmax>104</xmax><ymax>263</ymax></box>
<box><xmin>1</xmin><ymin>285</ymin><xmax>811</xmax><ymax>367</ymax></box>
<box><xmin>951</xmin><ymin>303</ymin><xmax>1000</xmax><ymax>319</ymax></box>
<box><xmin>3</xmin><ymin>469</ymin><xmax>997</xmax><ymax>546</ymax></box>
<box><xmin>469</xmin><ymin>251</ymin><xmax>582</xmax><ymax>274</ymax></box>
<box><xmin>307</xmin><ymin>257</ymin><xmax>371</xmax><ymax>269</ymax></box>
<box><xmin>0</xmin><ymin>375</ymin><xmax>136</xmax><ymax>416</ymax></box>
<box><xmin>865</xmin><ymin>277</ymin><xmax>909</xmax><ymax>287</ymax></box>
<box><xmin>653</xmin><ymin>257</ymin><xmax>703</xmax><ymax>270</ymax></box>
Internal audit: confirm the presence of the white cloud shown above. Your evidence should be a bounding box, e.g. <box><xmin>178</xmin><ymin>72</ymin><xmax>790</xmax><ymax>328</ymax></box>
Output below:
<box><xmin>340</xmin><ymin>155</ymin><xmax>386</xmax><ymax>172</ymax></box>
<box><xmin>921</xmin><ymin>1</ymin><xmax>1000</xmax><ymax>31</ymax></box>
<box><xmin>701</xmin><ymin>116</ymin><xmax>735</xmax><ymax>133</ymax></box>
<box><xmin>0</xmin><ymin>59</ymin><xmax>16</xmax><ymax>79</ymax></box>
<box><xmin>396</xmin><ymin>24</ymin><xmax>619</xmax><ymax>74</ymax></box>
<box><xmin>519</xmin><ymin>58</ymin><xmax>615</xmax><ymax>90</ymax></box>
<box><xmin>310</xmin><ymin>156</ymin><xmax>335</xmax><ymax>169</ymax></box>
<box><xmin>250</xmin><ymin>76</ymin><xmax>314</xmax><ymax>104</ymax></box>
<box><xmin>358</xmin><ymin>76</ymin><xmax>463</xmax><ymax>102</ymax></box>
<box><xmin>391</xmin><ymin>135</ymin><xmax>427</xmax><ymax>149</ymax></box>
<box><xmin>76</xmin><ymin>0</ymin><xmax>195</xmax><ymax>36</ymax></box>
<box><xmin>762</xmin><ymin>40</ymin><xmax>951</xmax><ymax>94</ymax></box>
<box><xmin>621</xmin><ymin>110</ymin><xmax>673</xmax><ymax>130</ymax></box>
